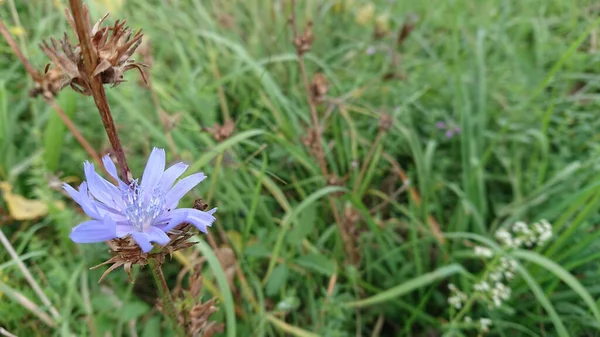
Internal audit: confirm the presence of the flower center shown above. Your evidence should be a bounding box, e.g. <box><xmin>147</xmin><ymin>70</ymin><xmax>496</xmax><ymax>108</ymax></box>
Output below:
<box><xmin>122</xmin><ymin>181</ymin><xmax>165</xmax><ymax>231</ymax></box>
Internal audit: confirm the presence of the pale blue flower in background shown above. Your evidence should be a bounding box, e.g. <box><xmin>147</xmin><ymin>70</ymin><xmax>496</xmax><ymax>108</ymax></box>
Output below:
<box><xmin>63</xmin><ymin>148</ymin><xmax>216</xmax><ymax>252</ymax></box>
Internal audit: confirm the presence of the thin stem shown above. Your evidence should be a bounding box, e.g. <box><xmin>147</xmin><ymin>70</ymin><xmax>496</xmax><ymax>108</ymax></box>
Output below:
<box><xmin>0</xmin><ymin>17</ymin><xmax>104</xmax><ymax>170</ymax></box>
<box><xmin>0</xmin><ymin>281</ymin><xmax>56</xmax><ymax>328</ymax></box>
<box><xmin>353</xmin><ymin>131</ymin><xmax>384</xmax><ymax>194</ymax></box>
<box><xmin>0</xmin><ymin>18</ymin><xmax>41</xmax><ymax>80</ymax></box>
<box><xmin>149</xmin><ymin>258</ymin><xmax>185</xmax><ymax>335</ymax></box>
<box><xmin>289</xmin><ymin>0</ymin><xmax>355</xmax><ymax>263</ymax></box>
<box><xmin>382</xmin><ymin>152</ymin><xmax>445</xmax><ymax>244</ymax></box>
<box><xmin>68</xmin><ymin>0</ymin><xmax>132</xmax><ymax>183</ymax></box>
<box><xmin>0</xmin><ymin>229</ymin><xmax>60</xmax><ymax>321</ymax></box>
<box><xmin>45</xmin><ymin>97</ymin><xmax>104</xmax><ymax>168</ymax></box>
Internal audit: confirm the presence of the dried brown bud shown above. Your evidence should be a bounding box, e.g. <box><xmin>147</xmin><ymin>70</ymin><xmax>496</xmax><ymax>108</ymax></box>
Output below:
<box><xmin>326</xmin><ymin>174</ymin><xmax>348</xmax><ymax>197</ymax></box>
<box><xmin>205</xmin><ymin>119</ymin><xmax>236</xmax><ymax>142</ymax></box>
<box><xmin>343</xmin><ymin>204</ymin><xmax>362</xmax><ymax>263</ymax></box>
<box><xmin>293</xmin><ymin>21</ymin><xmax>313</xmax><ymax>55</ymax></box>
<box><xmin>310</xmin><ymin>72</ymin><xmax>329</xmax><ymax>104</ymax></box>
<box><xmin>193</xmin><ymin>198</ymin><xmax>209</xmax><ymax>211</ymax></box>
<box><xmin>33</xmin><ymin>34</ymin><xmax>89</xmax><ymax>98</ymax></box>
<box><xmin>162</xmin><ymin>262</ymin><xmax>224</xmax><ymax>336</ymax></box>
<box><xmin>378</xmin><ymin>113</ymin><xmax>393</xmax><ymax>132</ymax></box>
<box><xmin>397</xmin><ymin>14</ymin><xmax>418</xmax><ymax>47</ymax></box>
<box><xmin>301</xmin><ymin>128</ymin><xmax>321</xmax><ymax>158</ymax></box>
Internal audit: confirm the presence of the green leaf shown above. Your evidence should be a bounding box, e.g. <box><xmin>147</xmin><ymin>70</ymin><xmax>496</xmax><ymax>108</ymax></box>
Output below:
<box><xmin>345</xmin><ymin>264</ymin><xmax>466</xmax><ymax>308</ymax></box>
<box><xmin>142</xmin><ymin>316</ymin><xmax>162</xmax><ymax>337</ymax></box>
<box><xmin>120</xmin><ymin>301</ymin><xmax>150</xmax><ymax>321</ymax></box>
<box><xmin>266</xmin><ymin>264</ymin><xmax>289</xmax><ymax>296</ymax></box>
<box><xmin>193</xmin><ymin>238</ymin><xmax>237</xmax><ymax>337</ymax></box>
<box><xmin>295</xmin><ymin>253</ymin><xmax>336</xmax><ymax>276</ymax></box>
<box><xmin>512</xmin><ymin>250</ymin><xmax>600</xmax><ymax>325</ymax></box>
<box><xmin>515</xmin><ymin>263</ymin><xmax>569</xmax><ymax>337</ymax></box>
<box><xmin>263</xmin><ymin>186</ymin><xmax>346</xmax><ymax>283</ymax></box>
<box><xmin>188</xmin><ymin>129</ymin><xmax>265</xmax><ymax>172</ymax></box>
<box><xmin>286</xmin><ymin>203</ymin><xmax>316</xmax><ymax>245</ymax></box>
<box><xmin>44</xmin><ymin>90</ymin><xmax>77</xmax><ymax>171</ymax></box>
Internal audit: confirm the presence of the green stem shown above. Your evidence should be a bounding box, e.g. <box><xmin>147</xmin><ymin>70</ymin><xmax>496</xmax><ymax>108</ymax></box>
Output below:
<box><xmin>149</xmin><ymin>258</ymin><xmax>185</xmax><ymax>335</ymax></box>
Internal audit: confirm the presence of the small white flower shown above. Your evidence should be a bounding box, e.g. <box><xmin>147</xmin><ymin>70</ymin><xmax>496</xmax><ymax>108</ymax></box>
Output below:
<box><xmin>513</xmin><ymin>238</ymin><xmax>523</xmax><ymax>248</ymax></box>
<box><xmin>480</xmin><ymin>317</ymin><xmax>492</xmax><ymax>332</ymax></box>
<box><xmin>490</xmin><ymin>272</ymin><xmax>502</xmax><ymax>282</ymax></box>
<box><xmin>448</xmin><ymin>283</ymin><xmax>457</xmax><ymax>292</ymax></box>
<box><xmin>474</xmin><ymin>246</ymin><xmax>493</xmax><ymax>258</ymax></box>
<box><xmin>464</xmin><ymin>316</ymin><xmax>473</xmax><ymax>323</ymax></box>
<box><xmin>474</xmin><ymin>281</ymin><xmax>490</xmax><ymax>292</ymax></box>
<box><xmin>448</xmin><ymin>284</ymin><xmax>468</xmax><ymax>309</ymax></box>
<box><xmin>448</xmin><ymin>295</ymin><xmax>463</xmax><ymax>309</ymax></box>
<box><xmin>495</xmin><ymin>228</ymin><xmax>513</xmax><ymax>247</ymax></box>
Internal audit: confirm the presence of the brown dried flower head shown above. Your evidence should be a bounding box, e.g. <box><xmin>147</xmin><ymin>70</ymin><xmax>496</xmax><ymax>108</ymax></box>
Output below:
<box><xmin>310</xmin><ymin>72</ymin><xmax>329</xmax><ymax>104</ymax></box>
<box><xmin>378</xmin><ymin>113</ymin><xmax>393</xmax><ymax>132</ymax></box>
<box><xmin>164</xmin><ymin>263</ymin><xmax>224</xmax><ymax>337</ymax></box>
<box><xmin>205</xmin><ymin>119</ymin><xmax>236</xmax><ymax>142</ymax></box>
<box><xmin>301</xmin><ymin>127</ymin><xmax>321</xmax><ymax>158</ymax></box>
<box><xmin>33</xmin><ymin>33</ymin><xmax>89</xmax><ymax>97</ymax></box>
<box><xmin>293</xmin><ymin>21</ymin><xmax>313</xmax><ymax>55</ymax></box>
<box><xmin>32</xmin><ymin>6</ymin><xmax>147</xmax><ymax>98</ymax></box>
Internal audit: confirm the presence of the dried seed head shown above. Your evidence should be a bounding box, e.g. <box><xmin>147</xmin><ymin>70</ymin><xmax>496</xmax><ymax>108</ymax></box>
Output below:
<box><xmin>89</xmin><ymin>16</ymin><xmax>147</xmax><ymax>87</ymax></box>
<box><xmin>378</xmin><ymin>113</ymin><xmax>393</xmax><ymax>132</ymax></box>
<box><xmin>397</xmin><ymin>14</ymin><xmax>418</xmax><ymax>47</ymax></box>
<box><xmin>205</xmin><ymin>120</ymin><xmax>236</xmax><ymax>142</ymax></box>
<box><xmin>161</xmin><ymin>262</ymin><xmax>224</xmax><ymax>336</ymax></box>
<box><xmin>32</xmin><ymin>34</ymin><xmax>89</xmax><ymax>98</ymax></box>
<box><xmin>293</xmin><ymin>21</ymin><xmax>313</xmax><ymax>55</ymax></box>
<box><xmin>310</xmin><ymin>72</ymin><xmax>329</xmax><ymax>104</ymax></box>
<box><xmin>33</xmin><ymin>6</ymin><xmax>147</xmax><ymax>98</ymax></box>
<box><xmin>301</xmin><ymin>128</ymin><xmax>321</xmax><ymax>158</ymax></box>
<box><xmin>342</xmin><ymin>203</ymin><xmax>361</xmax><ymax>264</ymax></box>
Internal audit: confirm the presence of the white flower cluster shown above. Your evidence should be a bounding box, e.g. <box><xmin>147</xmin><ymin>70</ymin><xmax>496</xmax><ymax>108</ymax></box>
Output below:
<box><xmin>495</xmin><ymin>220</ymin><xmax>552</xmax><ymax>248</ymax></box>
<box><xmin>448</xmin><ymin>283</ymin><xmax>468</xmax><ymax>309</ymax></box>
<box><xmin>480</xmin><ymin>318</ymin><xmax>492</xmax><ymax>332</ymax></box>
<box><xmin>474</xmin><ymin>245</ymin><xmax>493</xmax><ymax>258</ymax></box>
<box><xmin>463</xmin><ymin>316</ymin><xmax>492</xmax><ymax>333</ymax></box>
<box><xmin>474</xmin><ymin>256</ymin><xmax>517</xmax><ymax>308</ymax></box>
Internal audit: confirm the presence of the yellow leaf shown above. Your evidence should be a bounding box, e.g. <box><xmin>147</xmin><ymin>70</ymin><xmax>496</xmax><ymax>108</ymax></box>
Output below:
<box><xmin>52</xmin><ymin>0</ymin><xmax>64</xmax><ymax>10</ymax></box>
<box><xmin>375</xmin><ymin>14</ymin><xmax>390</xmax><ymax>35</ymax></box>
<box><xmin>333</xmin><ymin>0</ymin><xmax>355</xmax><ymax>13</ymax></box>
<box><xmin>94</xmin><ymin>0</ymin><xmax>124</xmax><ymax>14</ymax></box>
<box><xmin>355</xmin><ymin>4</ymin><xmax>374</xmax><ymax>26</ymax></box>
<box><xmin>0</xmin><ymin>182</ymin><xmax>48</xmax><ymax>221</ymax></box>
<box><xmin>226</xmin><ymin>230</ymin><xmax>243</xmax><ymax>252</ymax></box>
<box><xmin>9</xmin><ymin>26</ymin><xmax>25</xmax><ymax>37</ymax></box>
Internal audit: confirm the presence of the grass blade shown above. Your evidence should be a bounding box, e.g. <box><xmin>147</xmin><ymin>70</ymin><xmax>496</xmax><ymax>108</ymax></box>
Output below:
<box><xmin>345</xmin><ymin>264</ymin><xmax>466</xmax><ymax>308</ymax></box>
<box><xmin>511</xmin><ymin>249</ymin><xmax>600</xmax><ymax>325</ymax></box>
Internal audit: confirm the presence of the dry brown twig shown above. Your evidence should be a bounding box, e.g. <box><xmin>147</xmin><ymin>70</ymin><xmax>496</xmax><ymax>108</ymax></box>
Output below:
<box><xmin>289</xmin><ymin>0</ymin><xmax>355</xmax><ymax>264</ymax></box>
<box><xmin>68</xmin><ymin>0</ymin><xmax>134</xmax><ymax>182</ymax></box>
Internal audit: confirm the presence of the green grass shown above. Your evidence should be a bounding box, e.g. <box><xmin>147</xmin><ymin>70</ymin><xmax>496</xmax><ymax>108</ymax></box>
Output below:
<box><xmin>2</xmin><ymin>0</ymin><xmax>600</xmax><ymax>335</ymax></box>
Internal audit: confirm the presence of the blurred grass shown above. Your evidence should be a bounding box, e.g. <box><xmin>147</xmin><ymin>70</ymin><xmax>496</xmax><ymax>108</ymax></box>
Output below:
<box><xmin>1</xmin><ymin>0</ymin><xmax>600</xmax><ymax>336</ymax></box>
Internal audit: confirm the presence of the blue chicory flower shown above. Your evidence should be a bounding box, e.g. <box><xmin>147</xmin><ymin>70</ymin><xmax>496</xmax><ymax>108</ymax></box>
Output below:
<box><xmin>63</xmin><ymin>148</ymin><xmax>216</xmax><ymax>252</ymax></box>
